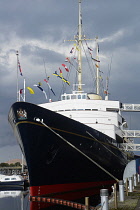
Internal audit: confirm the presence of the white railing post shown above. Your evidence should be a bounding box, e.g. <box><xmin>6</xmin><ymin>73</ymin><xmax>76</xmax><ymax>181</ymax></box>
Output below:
<box><xmin>100</xmin><ymin>189</ymin><xmax>109</xmax><ymax>210</ymax></box>
<box><xmin>119</xmin><ymin>180</ymin><xmax>124</xmax><ymax>202</ymax></box>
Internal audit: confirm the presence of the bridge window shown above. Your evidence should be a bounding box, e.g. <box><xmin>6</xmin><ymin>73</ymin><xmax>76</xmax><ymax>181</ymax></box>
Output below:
<box><xmin>66</xmin><ymin>95</ymin><xmax>70</xmax><ymax>100</ymax></box>
<box><xmin>71</xmin><ymin>95</ymin><xmax>76</xmax><ymax>99</ymax></box>
<box><xmin>61</xmin><ymin>93</ymin><xmax>87</xmax><ymax>100</ymax></box>
<box><xmin>82</xmin><ymin>95</ymin><xmax>86</xmax><ymax>99</ymax></box>
<box><xmin>78</xmin><ymin>95</ymin><xmax>81</xmax><ymax>99</ymax></box>
<box><xmin>62</xmin><ymin>95</ymin><xmax>65</xmax><ymax>100</ymax></box>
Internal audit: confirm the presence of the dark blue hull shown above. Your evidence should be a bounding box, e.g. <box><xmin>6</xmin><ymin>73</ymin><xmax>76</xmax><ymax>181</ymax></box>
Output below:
<box><xmin>8</xmin><ymin>101</ymin><xmax>129</xmax><ymax>199</ymax></box>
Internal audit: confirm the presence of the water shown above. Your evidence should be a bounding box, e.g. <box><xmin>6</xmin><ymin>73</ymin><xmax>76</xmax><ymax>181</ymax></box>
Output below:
<box><xmin>0</xmin><ymin>187</ymin><xmax>100</xmax><ymax>210</ymax></box>
<box><xmin>0</xmin><ymin>187</ymin><xmax>30</xmax><ymax>210</ymax></box>
<box><xmin>0</xmin><ymin>187</ymin><xmax>76</xmax><ymax>210</ymax></box>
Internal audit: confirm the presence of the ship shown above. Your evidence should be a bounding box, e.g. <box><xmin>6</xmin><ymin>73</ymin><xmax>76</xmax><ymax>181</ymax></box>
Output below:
<box><xmin>8</xmin><ymin>0</ymin><xmax>134</xmax><ymax>207</ymax></box>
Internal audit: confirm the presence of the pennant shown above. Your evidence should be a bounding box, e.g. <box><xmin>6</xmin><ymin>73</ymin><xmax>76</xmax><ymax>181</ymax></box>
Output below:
<box><xmin>97</xmin><ymin>43</ymin><xmax>99</xmax><ymax>53</ymax></box>
<box><xmin>18</xmin><ymin>59</ymin><xmax>23</xmax><ymax>76</ymax></box>
<box><xmin>65</xmin><ymin>57</ymin><xmax>71</xmax><ymax>63</ymax></box>
<box><xmin>38</xmin><ymin>82</ymin><xmax>42</xmax><ymax>86</ymax></box>
<box><xmin>53</xmin><ymin>72</ymin><xmax>70</xmax><ymax>86</ymax></box>
<box><xmin>88</xmin><ymin>47</ymin><xmax>93</xmax><ymax>51</ymax></box>
<box><xmin>20</xmin><ymin>89</ymin><xmax>23</xmax><ymax>94</ymax></box>
<box><xmin>95</xmin><ymin>64</ymin><xmax>99</xmax><ymax>68</ymax></box>
<box><xmin>53</xmin><ymin>71</ymin><xmax>60</xmax><ymax>77</ymax></box>
<box><xmin>27</xmin><ymin>87</ymin><xmax>35</xmax><ymax>94</ymax></box>
<box><xmin>92</xmin><ymin>57</ymin><xmax>100</xmax><ymax>62</ymax></box>
<box><xmin>34</xmin><ymin>84</ymin><xmax>47</xmax><ymax>99</ymax></box>
<box><xmin>59</xmin><ymin>68</ymin><xmax>63</xmax><ymax>76</ymax></box>
<box><xmin>74</xmin><ymin>43</ymin><xmax>79</xmax><ymax>51</ymax></box>
<box><xmin>62</xmin><ymin>64</ymin><xmax>69</xmax><ymax>72</ymax></box>
<box><xmin>70</xmin><ymin>47</ymin><xmax>74</xmax><ymax>54</ymax></box>
<box><xmin>44</xmin><ymin>79</ymin><xmax>55</xmax><ymax>96</ymax></box>
<box><xmin>61</xmin><ymin>77</ymin><xmax>70</xmax><ymax>86</ymax></box>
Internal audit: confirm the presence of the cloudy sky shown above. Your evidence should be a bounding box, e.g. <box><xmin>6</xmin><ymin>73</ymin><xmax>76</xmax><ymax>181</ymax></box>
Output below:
<box><xmin>0</xmin><ymin>0</ymin><xmax>140</xmax><ymax>162</ymax></box>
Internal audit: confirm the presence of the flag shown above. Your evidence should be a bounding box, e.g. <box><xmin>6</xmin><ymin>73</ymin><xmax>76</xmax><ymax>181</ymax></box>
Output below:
<box><xmin>27</xmin><ymin>87</ymin><xmax>35</xmax><ymax>94</ymax></box>
<box><xmin>88</xmin><ymin>47</ymin><xmax>93</xmax><ymax>51</ymax></box>
<box><xmin>38</xmin><ymin>82</ymin><xmax>42</xmax><ymax>86</ymax></box>
<box><xmin>92</xmin><ymin>57</ymin><xmax>100</xmax><ymax>62</ymax></box>
<box><xmin>44</xmin><ymin>79</ymin><xmax>55</xmax><ymax>96</ymax></box>
<box><xmin>18</xmin><ymin>59</ymin><xmax>23</xmax><ymax>76</ymax></box>
<box><xmin>53</xmin><ymin>72</ymin><xmax>70</xmax><ymax>86</ymax></box>
<box><xmin>95</xmin><ymin>64</ymin><xmax>99</xmax><ymax>68</ymax></box>
<box><xmin>62</xmin><ymin>64</ymin><xmax>69</xmax><ymax>72</ymax></box>
<box><xmin>20</xmin><ymin>89</ymin><xmax>23</xmax><ymax>94</ymax></box>
<box><xmin>70</xmin><ymin>47</ymin><xmax>74</xmax><ymax>54</ymax></box>
<box><xmin>59</xmin><ymin>68</ymin><xmax>62</xmax><ymax>76</ymax></box>
<box><xmin>97</xmin><ymin>43</ymin><xmax>99</xmax><ymax>53</ymax></box>
<box><xmin>34</xmin><ymin>84</ymin><xmax>47</xmax><ymax>99</ymax></box>
<box><xmin>65</xmin><ymin>57</ymin><xmax>71</xmax><ymax>63</ymax></box>
<box><xmin>74</xmin><ymin>43</ymin><xmax>79</xmax><ymax>51</ymax></box>
<box><xmin>61</xmin><ymin>77</ymin><xmax>70</xmax><ymax>86</ymax></box>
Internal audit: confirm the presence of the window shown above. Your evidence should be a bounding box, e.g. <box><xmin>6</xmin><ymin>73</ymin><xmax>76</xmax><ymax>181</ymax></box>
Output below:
<box><xmin>71</xmin><ymin>95</ymin><xmax>76</xmax><ymax>99</ymax></box>
<box><xmin>78</xmin><ymin>95</ymin><xmax>81</xmax><ymax>99</ymax></box>
<box><xmin>62</xmin><ymin>96</ymin><xmax>65</xmax><ymax>100</ymax></box>
<box><xmin>82</xmin><ymin>95</ymin><xmax>86</xmax><ymax>99</ymax></box>
<box><xmin>11</xmin><ymin>178</ymin><xmax>16</xmax><ymax>180</ymax></box>
<box><xmin>66</xmin><ymin>95</ymin><xmax>70</xmax><ymax>100</ymax></box>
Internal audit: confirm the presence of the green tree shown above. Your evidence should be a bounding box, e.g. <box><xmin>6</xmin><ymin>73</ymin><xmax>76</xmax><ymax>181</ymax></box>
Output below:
<box><xmin>15</xmin><ymin>162</ymin><xmax>21</xmax><ymax>167</ymax></box>
<box><xmin>0</xmin><ymin>163</ymin><xmax>9</xmax><ymax>167</ymax></box>
<box><xmin>10</xmin><ymin>163</ymin><xmax>14</xmax><ymax>167</ymax></box>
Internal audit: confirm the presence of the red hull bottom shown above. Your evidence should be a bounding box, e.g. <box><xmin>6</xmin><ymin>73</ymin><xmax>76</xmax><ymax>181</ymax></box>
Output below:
<box><xmin>30</xmin><ymin>180</ymin><xmax>115</xmax><ymax>210</ymax></box>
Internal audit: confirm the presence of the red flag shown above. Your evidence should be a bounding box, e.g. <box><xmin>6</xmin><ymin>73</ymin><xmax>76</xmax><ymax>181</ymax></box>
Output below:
<box><xmin>44</xmin><ymin>79</ymin><xmax>48</xmax><ymax>83</ymax></box>
<box><xmin>59</xmin><ymin>68</ymin><xmax>62</xmax><ymax>75</ymax></box>
<box><xmin>65</xmin><ymin>57</ymin><xmax>71</xmax><ymax>63</ymax></box>
<box><xmin>62</xmin><ymin>64</ymin><xmax>69</xmax><ymax>72</ymax></box>
<box><xmin>20</xmin><ymin>89</ymin><xmax>23</xmax><ymax>94</ymax></box>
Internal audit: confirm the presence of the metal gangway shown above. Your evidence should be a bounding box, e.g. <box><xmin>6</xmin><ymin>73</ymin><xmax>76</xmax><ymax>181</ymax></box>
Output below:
<box><xmin>121</xmin><ymin>130</ymin><xmax>140</xmax><ymax>151</ymax></box>
<box><xmin>120</xmin><ymin>103</ymin><xmax>140</xmax><ymax>151</ymax></box>
<box><xmin>120</xmin><ymin>143</ymin><xmax>140</xmax><ymax>151</ymax></box>
<box><xmin>122</xmin><ymin>130</ymin><xmax>140</xmax><ymax>138</ymax></box>
<box><xmin>121</xmin><ymin>104</ymin><xmax>140</xmax><ymax>112</ymax></box>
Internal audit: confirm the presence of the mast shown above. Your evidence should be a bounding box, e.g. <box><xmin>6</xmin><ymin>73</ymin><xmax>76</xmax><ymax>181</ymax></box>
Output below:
<box><xmin>16</xmin><ymin>51</ymin><xmax>19</xmax><ymax>101</ymax></box>
<box><xmin>77</xmin><ymin>0</ymin><xmax>82</xmax><ymax>91</ymax></box>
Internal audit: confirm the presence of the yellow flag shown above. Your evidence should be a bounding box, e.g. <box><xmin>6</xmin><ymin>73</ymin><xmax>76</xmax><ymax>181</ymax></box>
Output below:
<box><xmin>27</xmin><ymin>87</ymin><xmax>35</xmax><ymax>94</ymax></box>
<box><xmin>74</xmin><ymin>43</ymin><xmax>79</xmax><ymax>51</ymax></box>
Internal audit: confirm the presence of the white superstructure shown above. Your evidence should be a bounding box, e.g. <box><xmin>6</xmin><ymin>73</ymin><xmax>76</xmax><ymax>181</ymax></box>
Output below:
<box><xmin>39</xmin><ymin>92</ymin><xmax>125</xmax><ymax>141</ymax></box>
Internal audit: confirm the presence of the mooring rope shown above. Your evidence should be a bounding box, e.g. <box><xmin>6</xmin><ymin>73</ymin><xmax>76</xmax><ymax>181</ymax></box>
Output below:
<box><xmin>86</xmin><ymin>131</ymin><xmax>120</xmax><ymax>159</ymax></box>
<box><xmin>40</xmin><ymin>120</ymin><xmax>119</xmax><ymax>182</ymax></box>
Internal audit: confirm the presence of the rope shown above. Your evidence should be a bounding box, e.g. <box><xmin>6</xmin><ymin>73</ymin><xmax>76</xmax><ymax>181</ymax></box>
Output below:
<box><xmin>86</xmin><ymin>131</ymin><xmax>123</xmax><ymax>161</ymax></box>
<box><xmin>40</xmin><ymin>120</ymin><xmax>119</xmax><ymax>182</ymax></box>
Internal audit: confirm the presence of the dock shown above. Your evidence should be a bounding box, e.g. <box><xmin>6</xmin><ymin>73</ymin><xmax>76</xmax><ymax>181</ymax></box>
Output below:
<box><xmin>108</xmin><ymin>183</ymin><xmax>140</xmax><ymax>210</ymax></box>
<box><xmin>30</xmin><ymin>179</ymin><xmax>140</xmax><ymax>209</ymax></box>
